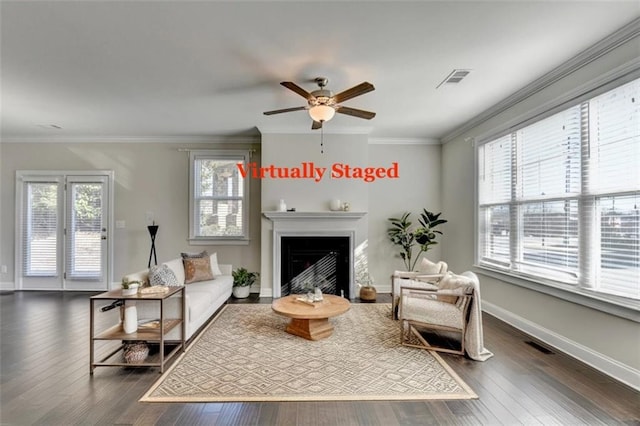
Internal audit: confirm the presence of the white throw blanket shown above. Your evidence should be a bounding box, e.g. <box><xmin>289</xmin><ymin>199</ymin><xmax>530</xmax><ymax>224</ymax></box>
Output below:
<box><xmin>439</xmin><ymin>271</ymin><xmax>493</xmax><ymax>361</ymax></box>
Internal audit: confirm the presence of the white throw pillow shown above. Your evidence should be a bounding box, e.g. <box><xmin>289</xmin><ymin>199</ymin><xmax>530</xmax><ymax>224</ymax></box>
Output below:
<box><xmin>418</xmin><ymin>258</ymin><xmax>445</xmax><ymax>274</ymax></box>
<box><xmin>209</xmin><ymin>252</ymin><xmax>223</xmax><ymax>276</ymax></box>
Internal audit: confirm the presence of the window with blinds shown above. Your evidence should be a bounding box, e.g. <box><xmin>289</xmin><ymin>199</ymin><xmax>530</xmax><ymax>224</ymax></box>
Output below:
<box><xmin>189</xmin><ymin>150</ymin><xmax>250</xmax><ymax>242</ymax></box>
<box><xmin>23</xmin><ymin>182</ymin><xmax>59</xmax><ymax>277</ymax></box>
<box><xmin>66</xmin><ymin>182</ymin><xmax>103</xmax><ymax>280</ymax></box>
<box><xmin>477</xmin><ymin>78</ymin><xmax>639</xmax><ymax>301</ymax></box>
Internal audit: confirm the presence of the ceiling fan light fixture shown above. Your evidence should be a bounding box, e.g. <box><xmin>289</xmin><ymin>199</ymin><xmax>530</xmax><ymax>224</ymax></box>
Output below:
<box><xmin>309</xmin><ymin>105</ymin><xmax>335</xmax><ymax>122</ymax></box>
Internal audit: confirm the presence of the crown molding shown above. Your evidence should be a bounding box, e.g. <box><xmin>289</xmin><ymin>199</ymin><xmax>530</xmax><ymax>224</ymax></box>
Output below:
<box><xmin>441</xmin><ymin>17</ymin><xmax>640</xmax><ymax>144</ymax></box>
<box><xmin>0</xmin><ymin>135</ymin><xmax>260</xmax><ymax>144</ymax></box>
<box><xmin>368</xmin><ymin>137</ymin><xmax>440</xmax><ymax>145</ymax></box>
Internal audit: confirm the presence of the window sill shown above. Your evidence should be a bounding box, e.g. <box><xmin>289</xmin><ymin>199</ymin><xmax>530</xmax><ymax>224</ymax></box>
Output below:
<box><xmin>188</xmin><ymin>238</ymin><xmax>250</xmax><ymax>246</ymax></box>
<box><xmin>474</xmin><ymin>265</ymin><xmax>640</xmax><ymax>323</ymax></box>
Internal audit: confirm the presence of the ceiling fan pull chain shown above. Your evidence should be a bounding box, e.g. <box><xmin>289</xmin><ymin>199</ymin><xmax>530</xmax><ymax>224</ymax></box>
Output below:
<box><xmin>320</xmin><ymin>126</ymin><xmax>324</xmax><ymax>154</ymax></box>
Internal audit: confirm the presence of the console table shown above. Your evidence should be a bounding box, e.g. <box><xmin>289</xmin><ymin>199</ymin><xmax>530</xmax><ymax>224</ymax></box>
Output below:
<box><xmin>89</xmin><ymin>286</ymin><xmax>185</xmax><ymax>374</ymax></box>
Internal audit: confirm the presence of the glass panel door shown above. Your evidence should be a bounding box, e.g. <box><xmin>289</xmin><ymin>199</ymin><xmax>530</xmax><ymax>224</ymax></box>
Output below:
<box><xmin>18</xmin><ymin>172</ymin><xmax>110</xmax><ymax>291</ymax></box>
<box><xmin>64</xmin><ymin>175</ymin><xmax>109</xmax><ymax>290</ymax></box>
<box><xmin>20</xmin><ymin>177</ymin><xmax>64</xmax><ymax>290</ymax></box>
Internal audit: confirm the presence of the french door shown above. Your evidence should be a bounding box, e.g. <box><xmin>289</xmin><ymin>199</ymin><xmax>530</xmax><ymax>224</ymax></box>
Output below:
<box><xmin>17</xmin><ymin>171</ymin><xmax>113</xmax><ymax>291</ymax></box>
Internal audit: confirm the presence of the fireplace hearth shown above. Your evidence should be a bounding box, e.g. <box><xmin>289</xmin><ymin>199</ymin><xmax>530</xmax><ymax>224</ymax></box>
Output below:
<box><xmin>281</xmin><ymin>236</ymin><xmax>350</xmax><ymax>298</ymax></box>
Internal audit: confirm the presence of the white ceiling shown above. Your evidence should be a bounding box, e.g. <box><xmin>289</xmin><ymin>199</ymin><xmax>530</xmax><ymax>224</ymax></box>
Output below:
<box><xmin>2</xmin><ymin>1</ymin><xmax>639</xmax><ymax>142</ymax></box>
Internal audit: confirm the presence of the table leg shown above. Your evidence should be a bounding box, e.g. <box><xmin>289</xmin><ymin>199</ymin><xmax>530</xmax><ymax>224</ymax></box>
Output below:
<box><xmin>286</xmin><ymin>318</ymin><xmax>334</xmax><ymax>340</ymax></box>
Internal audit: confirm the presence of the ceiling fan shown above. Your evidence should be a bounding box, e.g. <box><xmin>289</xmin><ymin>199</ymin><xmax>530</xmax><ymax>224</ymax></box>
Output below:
<box><xmin>263</xmin><ymin>77</ymin><xmax>376</xmax><ymax>130</ymax></box>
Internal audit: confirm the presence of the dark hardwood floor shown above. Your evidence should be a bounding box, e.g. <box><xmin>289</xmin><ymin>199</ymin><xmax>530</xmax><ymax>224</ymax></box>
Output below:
<box><xmin>1</xmin><ymin>291</ymin><xmax>638</xmax><ymax>425</ymax></box>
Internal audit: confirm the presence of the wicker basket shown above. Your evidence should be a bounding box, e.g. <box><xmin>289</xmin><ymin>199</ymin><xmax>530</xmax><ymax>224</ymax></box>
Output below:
<box><xmin>123</xmin><ymin>341</ymin><xmax>149</xmax><ymax>364</ymax></box>
<box><xmin>359</xmin><ymin>285</ymin><xmax>377</xmax><ymax>302</ymax></box>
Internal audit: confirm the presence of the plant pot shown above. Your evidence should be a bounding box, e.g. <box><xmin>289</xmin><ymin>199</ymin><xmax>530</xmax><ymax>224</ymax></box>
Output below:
<box><xmin>359</xmin><ymin>285</ymin><xmax>377</xmax><ymax>302</ymax></box>
<box><xmin>232</xmin><ymin>286</ymin><xmax>251</xmax><ymax>299</ymax></box>
<box><xmin>122</xmin><ymin>284</ymin><xmax>139</xmax><ymax>296</ymax></box>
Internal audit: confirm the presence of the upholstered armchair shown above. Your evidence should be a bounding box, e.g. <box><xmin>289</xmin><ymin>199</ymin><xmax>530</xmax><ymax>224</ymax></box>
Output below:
<box><xmin>391</xmin><ymin>258</ymin><xmax>448</xmax><ymax>319</ymax></box>
<box><xmin>398</xmin><ymin>271</ymin><xmax>493</xmax><ymax>361</ymax></box>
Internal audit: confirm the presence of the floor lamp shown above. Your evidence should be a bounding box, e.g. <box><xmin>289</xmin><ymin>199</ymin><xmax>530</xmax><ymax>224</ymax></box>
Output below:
<box><xmin>148</xmin><ymin>224</ymin><xmax>158</xmax><ymax>268</ymax></box>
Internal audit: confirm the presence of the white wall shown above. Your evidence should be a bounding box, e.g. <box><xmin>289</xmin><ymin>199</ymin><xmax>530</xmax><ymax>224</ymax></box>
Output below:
<box><xmin>441</xmin><ymin>32</ymin><xmax>640</xmax><ymax>380</ymax></box>
<box><xmin>1</xmin><ymin>135</ymin><xmax>442</xmax><ymax>295</ymax></box>
<box><xmin>367</xmin><ymin>142</ymin><xmax>443</xmax><ymax>287</ymax></box>
<box><xmin>0</xmin><ymin>140</ymin><xmax>262</xmax><ymax>289</ymax></box>
<box><xmin>259</xmin><ymin>132</ymin><xmax>442</xmax><ymax>297</ymax></box>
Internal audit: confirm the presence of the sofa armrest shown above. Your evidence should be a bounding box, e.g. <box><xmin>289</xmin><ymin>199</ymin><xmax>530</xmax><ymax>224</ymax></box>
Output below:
<box><xmin>218</xmin><ymin>264</ymin><xmax>232</xmax><ymax>275</ymax></box>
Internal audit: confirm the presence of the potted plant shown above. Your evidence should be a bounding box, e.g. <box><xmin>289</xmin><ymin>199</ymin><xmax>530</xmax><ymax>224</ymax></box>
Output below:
<box><xmin>387</xmin><ymin>209</ymin><xmax>447</xmax><ymax>271</ymax></box>
<box><xmin>121</xmin><ymin>278</ymin><xmax>141</xmax><ymax>296</ymax></box>
<box><xmin>232</xmin><ymin>267</ymin><xmax>259</xmax><ymax>299</ymax></box>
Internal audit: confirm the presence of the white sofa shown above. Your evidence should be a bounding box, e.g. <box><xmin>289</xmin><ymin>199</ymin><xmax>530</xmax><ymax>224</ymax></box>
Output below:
<box><xmin>122</xmin><ymin>256</ymin><xmax>233</xmax><ymax>340</ymax></box>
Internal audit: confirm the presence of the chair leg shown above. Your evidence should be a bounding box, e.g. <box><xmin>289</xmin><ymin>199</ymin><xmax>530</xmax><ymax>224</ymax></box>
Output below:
<box><xmin>400</xmin><ymin>321</ymin><xmax>466</xmax><ymax>356</ymax></box>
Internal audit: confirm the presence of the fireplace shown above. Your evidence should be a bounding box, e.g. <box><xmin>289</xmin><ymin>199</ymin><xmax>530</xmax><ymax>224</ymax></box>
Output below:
<box><xmin>281</xmin><ymin>236</ymin><xmax>350</xmax><ymax>298</ymax></box>
<box><xmin>263</xmin><ymin>211</ymin><xmax>367</xmax><ymax>299</ymax></box>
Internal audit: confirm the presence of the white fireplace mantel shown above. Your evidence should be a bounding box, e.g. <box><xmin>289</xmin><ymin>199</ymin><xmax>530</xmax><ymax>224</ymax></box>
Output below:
<box><xmin>263</xmin><ymin>211</ymin><xmax>367</xmax><ymax>221</ymax></box>
<box><xmin>263</xmin><ymin>211</ymin><xmax>367</xmax><ymax>299</ymax></box>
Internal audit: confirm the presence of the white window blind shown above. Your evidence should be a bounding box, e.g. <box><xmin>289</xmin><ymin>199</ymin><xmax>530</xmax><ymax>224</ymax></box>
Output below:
<box><xmin>479</xmin><ymin>134</ymin><xmax>513</xmax><ymax>205</ymax></box>
<box><xmin>587</xmin><ymin>79</ymin><xmax>640</xmax><ymax>194</ymax></box>
<box><xmin>595</xmin><ymin>194</ymin><xmax>640</xmax><ymax>298</ymax></box>
<box><xmin>189</xmin><ymin>150</ymin><xmax>250</xmax><ymax>242</ymax></box>
<box><xmin>66</xmin><ymin>182</ymin><xmax>103</xmax><ymax>280</ymax></box>
<box><xmin>585</xmin><ymin>79</ymin><xmax>640</xmax><ymax>298</ymax></box>
<box><xmin>477</xmin><ymin>78</ymin><xmax>640</xmax><ymax>301</ymax></box>
<box><xmin>517</xmin><ymin>106</ymin><xmax>582</xmax><ymax>200</ymax></box>
<box><xmin>478</xmin><ymin>205</ymin><xmax>511</xmax><ymax>266</ymax></box>
<box><xmin>23</xmin><ymin>182</ymin><xmax>59</xmax><ymax>277</ymax></box>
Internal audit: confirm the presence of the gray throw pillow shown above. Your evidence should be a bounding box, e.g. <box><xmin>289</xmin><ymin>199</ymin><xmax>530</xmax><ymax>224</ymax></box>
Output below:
<box><xmin>148</xmin><ymin>264</ymin><xmax>181</xmax><ymax>287</ymax></box>
<box><xmin>181</xmin><ymin>250</ymin><xmax>208</xmax><ymax>259</ymax></box>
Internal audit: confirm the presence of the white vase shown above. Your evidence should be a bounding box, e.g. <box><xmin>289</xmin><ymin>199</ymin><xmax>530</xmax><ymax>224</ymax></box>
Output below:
<box><xmin>330</xmin><ymin>199</ymin><xmax>341</xmax><ymax>211</ymax></box>
<box><xmin>278</xmin><ymin>199</ymin><xmax>286</xmax><ymax>212</ymax></box>
<box><xmin>123</xmin><ymin>301</ymin><xmax>138</xmax><ymax>334</ymax></box>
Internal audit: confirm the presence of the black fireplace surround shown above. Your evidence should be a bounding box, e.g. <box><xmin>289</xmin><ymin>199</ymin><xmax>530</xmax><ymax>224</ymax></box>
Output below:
<box><xmin>280</xmin><ymin>236</ymin><xmax>350</xmax><ymax>298</ymax></box>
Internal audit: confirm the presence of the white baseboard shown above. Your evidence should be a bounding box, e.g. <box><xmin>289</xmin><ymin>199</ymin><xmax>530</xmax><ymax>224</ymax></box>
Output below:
<box><xmin>0</xmin><ymin>282</ymin><xmax>15</xmax><ymax>291</ymax></box>
<box><xmin>259</xmin><ymin>287</ymin><xmax>273</xmax><ymax>298</ymax></box>
<box><xmin>483</xmin><ymin>301</ymin><xmax>640</xmax><ymax>391</ymax></box>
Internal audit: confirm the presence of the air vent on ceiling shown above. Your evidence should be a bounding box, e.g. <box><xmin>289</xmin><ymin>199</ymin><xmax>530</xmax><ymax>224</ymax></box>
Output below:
<box><xmin>437</xmin><ymin>69</ymin><xmax>471</xmax><ymax>88</ymax></box>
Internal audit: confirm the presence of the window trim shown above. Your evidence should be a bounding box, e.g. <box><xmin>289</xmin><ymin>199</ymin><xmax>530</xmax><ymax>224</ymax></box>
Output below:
<box><xmin>474</xmin><ymin>265</ymin><xmax>640</xmax><ymax>322</ymax></box>
<box><xmin>473</xmin><ymin>71</ymin><xmax>640</xmax><ymax>320</ymax></box>
<box><xmin>188</xmin><ymin>149</ymin><xmax>250</xmax><ymax>245</ymax></box>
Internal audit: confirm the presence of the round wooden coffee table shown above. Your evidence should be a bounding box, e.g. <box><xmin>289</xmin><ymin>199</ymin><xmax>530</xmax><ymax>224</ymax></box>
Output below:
<box><xmin>272</xmin><ymin>294</ymin><xmax>351</xmax><ymax>340</ymax></box>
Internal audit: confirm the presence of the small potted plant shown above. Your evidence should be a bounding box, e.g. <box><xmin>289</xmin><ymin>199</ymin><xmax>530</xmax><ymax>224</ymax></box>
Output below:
<box><xmin>121</xmin><ymin>278</ymin><xmax>141</xmax><ymax>296</ymax></box>
<box><xmin>358</xmin><ymin>272</ymin><xmax>377</xmax><ymax>302</ymax></box>
<box><xmin>232</xmin><ymin>267</ymin><xmax>259</xmax><ymax>299</ymax></box>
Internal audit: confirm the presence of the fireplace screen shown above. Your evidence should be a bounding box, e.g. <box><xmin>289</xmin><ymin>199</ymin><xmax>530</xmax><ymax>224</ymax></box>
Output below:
<box><xmin>281</xmin><ymin>236</ymin><xmax>350</xmax><ymax>298</ymax></box>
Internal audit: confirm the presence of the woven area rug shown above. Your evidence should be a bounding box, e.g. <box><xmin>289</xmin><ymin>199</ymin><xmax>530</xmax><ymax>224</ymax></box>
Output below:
<box><xmin>140</xmin><ymin>303</ymin><xmax>477</xmax><ymax>402</ymax></box>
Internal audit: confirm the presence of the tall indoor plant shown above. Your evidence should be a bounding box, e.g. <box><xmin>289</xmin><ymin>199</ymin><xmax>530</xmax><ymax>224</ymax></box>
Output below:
<box><xmin>387</xmin><ymin>209</ymin><xmax>447</xmax><ymax>271</ymax></box>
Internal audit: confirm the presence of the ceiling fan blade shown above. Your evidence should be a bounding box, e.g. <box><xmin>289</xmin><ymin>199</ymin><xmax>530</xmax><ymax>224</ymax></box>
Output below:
<box><xmin>333</xmin><ymin>82</ymin><xmax>375</xmax><ymax>103</ymax></box>
<box><xmin>312</xmin><ymin>120</ymin><xmax>323</xmax><ymax>130</ymax></box>
<box><xmin>263</xmin><ymin>106</ymin><xmax>307</xmax><ymax>115</ymax></box>
<box><xmin>281</xmin><ymin>81</ymin><xmax>315</xmax><ymax>100</ymax></box>
<box><xmin>336</xmin><ymin>106</ymin><xmax>376</xmax><ymax>120</ymax></box>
